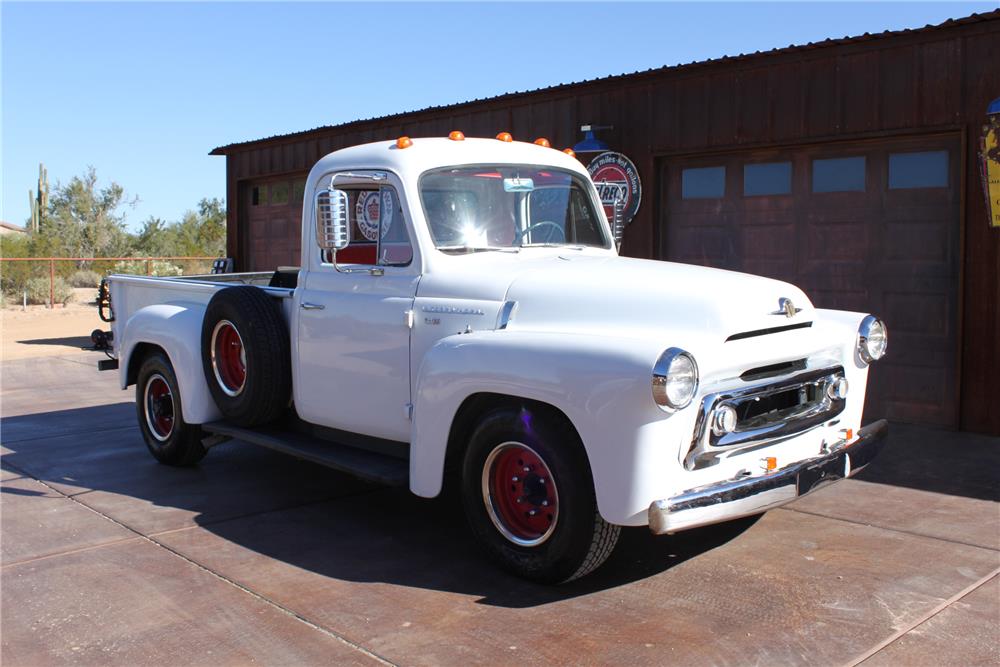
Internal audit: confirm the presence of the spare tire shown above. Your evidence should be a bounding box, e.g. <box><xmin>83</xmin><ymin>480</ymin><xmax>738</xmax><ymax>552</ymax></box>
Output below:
<box><xmin>201</xmin><ymin>286</ymin><xmax>291</xmax><ymax>426</ymax></box>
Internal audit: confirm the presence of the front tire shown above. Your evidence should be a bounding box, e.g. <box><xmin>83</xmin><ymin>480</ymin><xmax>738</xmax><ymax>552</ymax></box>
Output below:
<box><xmin>461</xmin><ymin>406</ymin><xmax>620</xmax><ymax>584</ymax></box>
<box><xmin>135</xmin><ymin>351</ymin><xmax>207</xmax><ymax>466</ymax></box>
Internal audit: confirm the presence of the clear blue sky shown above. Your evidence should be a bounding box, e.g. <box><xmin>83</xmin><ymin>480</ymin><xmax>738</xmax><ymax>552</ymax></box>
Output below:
<box><xmin>2</xmin><ymin>1</ymin><xmax>994</xmax><ymax>230</ymax></box>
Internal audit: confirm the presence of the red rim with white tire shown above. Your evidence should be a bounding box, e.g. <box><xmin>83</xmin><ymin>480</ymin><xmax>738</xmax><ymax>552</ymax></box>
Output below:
<box><xmin>210</xmin><ymin>320</ymin><xmax>246</xmax><ymax>396</ymax></box>
<box><xmin>481</xmin><ymin>441</ymin><xmax>560</xmax><ymax>546</ymax></box>
<box><xmin>144</xmin><ymin>373</ymin><xmax>175</xmax><ymax>441</ymax></box>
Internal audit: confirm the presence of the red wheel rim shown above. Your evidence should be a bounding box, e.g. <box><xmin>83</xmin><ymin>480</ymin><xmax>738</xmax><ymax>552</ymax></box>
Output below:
<box><xmin>144</xmin><ymin>375</ymin><xmax>174</xmax><ymax>441</ymax></box>
<box><xmin>482</xmin><ymin>442</ymin><xmax>559</xmax><ymax>546</ymax></box>
<box><xmin>211</xmin><ymin>320</ymin><xmax>246</xmax><ymax>396</ymax></box>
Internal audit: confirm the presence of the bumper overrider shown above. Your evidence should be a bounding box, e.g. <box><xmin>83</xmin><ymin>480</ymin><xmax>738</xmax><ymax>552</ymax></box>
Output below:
<box><xmin>648</xmin><ymin>419</ymin><xmax>888</xmax><ymax>534</ymax></box>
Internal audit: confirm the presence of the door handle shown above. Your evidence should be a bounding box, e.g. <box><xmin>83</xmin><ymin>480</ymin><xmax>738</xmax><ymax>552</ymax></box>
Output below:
<box><xmin>300</xmin><ymin>302</ymin><xmax>325</xmax><ymax>310</ymax></box>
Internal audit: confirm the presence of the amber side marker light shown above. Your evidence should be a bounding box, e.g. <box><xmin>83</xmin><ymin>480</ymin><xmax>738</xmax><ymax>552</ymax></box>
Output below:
<box><xmin>396</xmin><ymin>136</ymin><xmax>413</xmax><ymax>149</ymax></box>
<box><xmin>764</xmin><ymin>456</ymin><xmax>778</xmax><ymax>472</ymax></box>
<box><xmin>534</xmin><ymin>137</ymin><xmax>551</xmax><ymax>147</ymax></box>
<box><xmin>449</xmin><ymin>130</ymin><xmax>465</xmax><ymax>141</ymax></box>
<box><xmin>496</xmin><ymin>132</ymin><xmax>513</xmax><ymax>142</ymax></box>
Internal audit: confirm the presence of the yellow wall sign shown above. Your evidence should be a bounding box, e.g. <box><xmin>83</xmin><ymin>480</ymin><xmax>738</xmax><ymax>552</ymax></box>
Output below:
<box><xmin>981</xmin><ymin>104</ymin><xmax>1000</xmax><ymax>229</ymax></box>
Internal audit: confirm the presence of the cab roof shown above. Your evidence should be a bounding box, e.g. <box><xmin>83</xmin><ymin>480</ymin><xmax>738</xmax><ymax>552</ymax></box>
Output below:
<box><xmin>307</xmin><ymin>137</ymin><xmax>590</xmax><ymax>183</ymax></box>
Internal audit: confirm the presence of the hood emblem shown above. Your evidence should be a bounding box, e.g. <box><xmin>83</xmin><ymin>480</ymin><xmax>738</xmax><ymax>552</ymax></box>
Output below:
<box><xmin>773</xmin><ymin>298</ymin><xmax>801</xmax><ymax>318</ymax></box>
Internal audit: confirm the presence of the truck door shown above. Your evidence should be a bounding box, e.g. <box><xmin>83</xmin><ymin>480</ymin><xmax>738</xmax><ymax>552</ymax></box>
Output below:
<box><xmin>294</xmin><ymin>173</ymin><xmax>418</xmax><ymax>442</ymax></box>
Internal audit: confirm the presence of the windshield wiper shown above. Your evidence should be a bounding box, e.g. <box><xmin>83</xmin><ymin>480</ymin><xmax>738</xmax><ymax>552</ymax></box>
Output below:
<box><xmin>519</xmin><ymin>243</ymin><xmax>586</xmax><ymax>250</ymax></box>
<box><xmin>436</xmin><ymin>245</ymin><xmax>520</xmax><ymax>253</ymax></box>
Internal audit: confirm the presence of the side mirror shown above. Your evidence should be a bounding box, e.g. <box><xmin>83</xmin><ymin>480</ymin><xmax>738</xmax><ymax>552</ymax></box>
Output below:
<box><xmin>612</xmin><ymin>198</ymin><xmax>625</xmax><ymax>251</ymax></box>
<box><xmin>316</xmin><ymin>188</ymin><xmax>350</xmax><ymax>250</ymax></box>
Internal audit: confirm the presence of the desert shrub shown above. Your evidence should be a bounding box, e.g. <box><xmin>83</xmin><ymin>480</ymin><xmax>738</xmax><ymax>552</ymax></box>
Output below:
<box><xmin>112</xmin><ymin>259</ymin><xmax>185</xmax><ymax>277</ymax></box>
<box><xmin>69</xmin><ymin>269</ymin><xmax>102</xmax><ymax>288</ymax></box>
<box><xmin>25</xmin><ymin>276</ymin><xmax>74</xmax><ymax>305</ymax></box>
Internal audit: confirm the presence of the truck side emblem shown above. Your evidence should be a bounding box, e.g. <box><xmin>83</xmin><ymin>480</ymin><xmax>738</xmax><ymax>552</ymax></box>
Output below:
<box><xmin>773</xmin><ymin>298</ymin><xmax>801</xmax><ymax>318</ymax></box>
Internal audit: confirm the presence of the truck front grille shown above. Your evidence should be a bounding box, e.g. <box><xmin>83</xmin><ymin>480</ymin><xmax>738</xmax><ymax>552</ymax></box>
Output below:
<box><xmin>685</xmin><ymin>366</ymin><xmax>846</xmax><ymax>469</ymax></box>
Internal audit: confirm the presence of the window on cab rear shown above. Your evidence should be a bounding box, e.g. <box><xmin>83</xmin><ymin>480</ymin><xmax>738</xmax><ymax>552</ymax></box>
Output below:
<box><xmin>320</xmin><ymin>185</ymin><xmax>413</xmax><ymax>267</ymax></box>
<box><xmin>419</xmin><ymin>166</ymin><xmax>609</xmax><ymax>251</ymax></box>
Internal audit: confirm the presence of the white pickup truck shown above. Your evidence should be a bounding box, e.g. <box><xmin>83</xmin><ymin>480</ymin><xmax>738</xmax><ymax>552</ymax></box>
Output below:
<box><xmin>97</xmin><ymin>134</ymin><xmax>888</xmax><ymax>583</ymax></box>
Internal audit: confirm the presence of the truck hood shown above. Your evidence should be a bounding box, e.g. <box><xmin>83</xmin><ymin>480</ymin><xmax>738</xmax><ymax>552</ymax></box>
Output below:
<box><xmin>420</xmin><ymin>251</ymin><xmax>814</xmax><ymax>345</ymax></box>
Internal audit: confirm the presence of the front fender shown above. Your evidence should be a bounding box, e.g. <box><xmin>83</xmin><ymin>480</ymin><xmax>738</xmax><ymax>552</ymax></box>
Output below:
<box><xmin>410</xmin><ymin>330</ymin><xmax>686</xmax><ymax>525</ymax></box>
<box><xmin>121</xmin><ymin>303</ymin><xmax>222</xmax><ymax>424</ymax></box>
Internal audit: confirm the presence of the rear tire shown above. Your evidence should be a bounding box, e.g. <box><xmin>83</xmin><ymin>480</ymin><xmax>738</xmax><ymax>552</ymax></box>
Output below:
<box><xmin>460</xmin><ymin>405</ymin><xmax>620</xmax><ymax>584</ymax></box>
<box><xmin>135</xmin><ymin>351</ymin><xmax>206</xmax><ymax>466</ymax></box>
<box><xmin>201</xmin><ymin>286</ymin><xmax>291</xmax><ymax>426</ymax></box>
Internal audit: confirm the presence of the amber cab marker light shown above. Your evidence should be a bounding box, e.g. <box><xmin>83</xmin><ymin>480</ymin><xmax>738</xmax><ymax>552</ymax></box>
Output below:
<box><xmin>496</xmin><ymin>132</ymin><xmax>513</xmax><ymax>142</ymax></box>
<box><xmin>563</xmin><ymin>148</ymin><xmax>576</xmax><ymax>157</ymax></box>
<box><xmin>396</xmin><ymin>136</ymin><xmax>413</xmax><ymax>149</ymax></box>
<box><xmin>449</xmin><ymin>130</ymin><xmax>465</xmax><ymax>141</ymax></box>
<box><xmin>534</xmin><ymin>137</ymin><xmax>551</xmax><ymax>147</ymax></box>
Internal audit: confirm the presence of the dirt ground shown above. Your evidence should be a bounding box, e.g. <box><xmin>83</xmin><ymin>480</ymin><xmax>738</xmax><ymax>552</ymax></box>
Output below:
<box><xmin>1</xmin><ymin>288</ymin><xmax>105</xmax><ymax>361</ymax></box>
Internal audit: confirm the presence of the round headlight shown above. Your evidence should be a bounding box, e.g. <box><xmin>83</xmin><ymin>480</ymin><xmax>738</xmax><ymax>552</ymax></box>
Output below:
<box><xmin>858</xmin><ymin>316</ymin><xmax>888</xmax><ymax>364</ymax></box>
<box><xmin>653</xmin><ymin>348</ymin><xmax>699</xmax><ymax>411</ymax></box>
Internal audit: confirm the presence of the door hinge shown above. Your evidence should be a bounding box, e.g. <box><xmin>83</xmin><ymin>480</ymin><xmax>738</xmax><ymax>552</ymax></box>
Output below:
<box><xmin>405</xmin><ymin>309</ymin><xmax>414</xmax><ymax>329</ymax></box>
<box><xmin>404</xmin><ymin>403</ymin><xmax>413</xmax><ymax>420</ymax></box>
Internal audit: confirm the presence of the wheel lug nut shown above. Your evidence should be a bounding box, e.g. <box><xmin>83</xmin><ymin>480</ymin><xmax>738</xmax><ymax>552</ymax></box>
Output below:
<box><xmin>523</xmin><ymin>466</ymin><xmax>530</xmax><ymax>472</ymax></box>
<box><xmin>538</xmin><ymin>478</ymin><xmax>545</xmax><ymax>484</ymax></box>
<box><xmin>512</xmin><ymin>476</ymin><xmax>519</xmax><ymax>482</ymax></box>
<box><xmin>528</xmin><ymin>510</ymin><xmax>537</xmax><ymax>516</ymax></box>
<box><xmin>516</xmin><ymin>497</ymin><xmax>524</xmax><ymax>503</ymax></box>
<box><xmin>541</xmin><ymin>500</ymin><xmax>549</xmax><ymax>507</ymax></box>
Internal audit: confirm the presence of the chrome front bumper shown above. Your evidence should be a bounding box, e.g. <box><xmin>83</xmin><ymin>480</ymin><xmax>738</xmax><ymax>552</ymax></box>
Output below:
<box><xmin>648</xmin><ymin>419</ymin><xmax>888</xmax><ymax>534</ymax></box>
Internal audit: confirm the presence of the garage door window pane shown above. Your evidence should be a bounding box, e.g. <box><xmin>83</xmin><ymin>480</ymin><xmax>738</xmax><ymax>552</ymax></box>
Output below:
<box><xmin>813</xmin><ymin>156</ymin><xmax>866</xmax><ymax>193</ymax></box>
<box><xmin>889</xmin><ymin>151</ymin><xmax>948</xmax><ymax>189</ymax></box>
<box><xmin>744</xmin><ymin>162</ymin><xmax>791</xmax><ymax>196</ymax></box>
<box><xmin>682</xmin><ymin>166</ymin><xmax>725</xmax><ymax>199</ymax></box>
<box><xmin>270</xmin><ymin>182</ymin><xmax>289</xmax><ymax>206</ymax></box>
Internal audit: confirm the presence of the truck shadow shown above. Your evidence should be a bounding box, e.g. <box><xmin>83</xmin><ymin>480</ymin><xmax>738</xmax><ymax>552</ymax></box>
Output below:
<box><xmin>0</xmin><ymin>403</ymin><xmax>761</xmax><ymax>608</ymax></box>
<box><xmin>5</xmin><ymin>404</ymin><xmax>994</xmax><ymax>609</ymax></box>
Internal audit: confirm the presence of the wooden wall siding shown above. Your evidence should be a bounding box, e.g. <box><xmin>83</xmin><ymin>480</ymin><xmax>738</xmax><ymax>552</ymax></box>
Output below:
<box><xmin>221</xmin><ymin>17</ymin><xmax>999</xmax><ymax>433</ymax></box>
<box><xmin>959</xmin><ymin>29</ymin><xmax>1000</xmax><ymax>435</ymax></box>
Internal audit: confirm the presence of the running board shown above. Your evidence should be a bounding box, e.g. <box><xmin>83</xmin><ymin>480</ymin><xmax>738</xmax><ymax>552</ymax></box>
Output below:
<box><xmin>202</xmin><ymin>421</ymin><xmax>409</xmax><ymax>487</ymax></box>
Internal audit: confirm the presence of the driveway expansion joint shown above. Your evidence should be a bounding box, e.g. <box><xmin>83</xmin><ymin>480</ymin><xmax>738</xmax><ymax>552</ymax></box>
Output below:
<box><xmin>778</xmin><ymin>505</ymin><xmax>1000</xmax><ymax>552</ymax></box>
<box><xmin>852</xmin><ymin>570</ymin><xmax>1000</xmax><ymax>666</ymax></box>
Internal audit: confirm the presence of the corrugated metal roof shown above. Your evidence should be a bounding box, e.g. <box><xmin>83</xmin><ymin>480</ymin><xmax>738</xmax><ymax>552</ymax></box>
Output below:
<box><xmin>210</xmin><ymin>9</ymin><xmax>1000</xmax><ymax>155</ymax></box>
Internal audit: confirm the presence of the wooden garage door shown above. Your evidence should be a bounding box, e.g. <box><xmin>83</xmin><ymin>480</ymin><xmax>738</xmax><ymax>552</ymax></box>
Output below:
<box><xmin>659</xmin><ymin>135</ymin><xmax>960</xmax><ymax>427</ymax></box>
<box><xmin>242</xmin><ymin>177</ymin><xmax>308</xmax><ymax>271</ymax></box>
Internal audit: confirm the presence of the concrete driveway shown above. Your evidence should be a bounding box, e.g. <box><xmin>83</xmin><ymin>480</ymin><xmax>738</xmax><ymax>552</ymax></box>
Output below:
<box><xmin>2</xmin><ymin>351</ymin><xmax>998</xmax><ymax>666</ymax></box>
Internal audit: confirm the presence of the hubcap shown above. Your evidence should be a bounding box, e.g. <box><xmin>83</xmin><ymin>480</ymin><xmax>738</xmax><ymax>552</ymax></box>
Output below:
<box><xmin>211</xmin><ymin>320</ymin><xmax>246</xmax><ymax>396</ymax></box>
<box><xmin>144</xmin><ymin>374</ymin><xmax>174</xmax><ymax>441</ymax></box>
<box><xmin>482</xmin><ymin>442</ymin><xmax>559</xmax><ymax>547</ymax></box>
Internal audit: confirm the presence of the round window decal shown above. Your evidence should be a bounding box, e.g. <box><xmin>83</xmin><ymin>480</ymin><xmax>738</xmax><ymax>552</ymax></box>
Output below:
<box><xmin>356</xmin><ymin>191</ymin><xmax>381</xmax><ymax>241</ymax></box>
<box><xmin>356</xmin><ymin>190</ymin><xmax>396</xmax><ymax>241</ymax></box>
<box><xmin>587</xmin><ymin>151</ymin><xmax>642</xmax><ymax>227</ymax></box>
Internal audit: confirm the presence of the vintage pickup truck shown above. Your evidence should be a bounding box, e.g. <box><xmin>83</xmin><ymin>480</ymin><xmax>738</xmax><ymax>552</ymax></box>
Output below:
<box><xmin>97</xmin><ymin>134</ymin><xmax>888</xmax><ymax>583</ymax></box>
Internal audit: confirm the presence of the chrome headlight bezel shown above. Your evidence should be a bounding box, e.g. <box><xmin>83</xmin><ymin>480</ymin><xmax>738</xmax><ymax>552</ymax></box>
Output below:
<box><xmin>858</xmin><ymin>315</ymin><xmax>887</xmax><ymax>365</ymax></box>
<box><xmin>652</xmin><ymin>348</ymin><xmax>699</xmax><ymax>412</ymax></box>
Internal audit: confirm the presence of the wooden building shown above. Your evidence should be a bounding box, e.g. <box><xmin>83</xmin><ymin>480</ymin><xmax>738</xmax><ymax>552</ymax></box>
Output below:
<box><xmin>211</xmin><ymin>11</ymin><xmax>1000</xmax><ymax>435</ymax></box>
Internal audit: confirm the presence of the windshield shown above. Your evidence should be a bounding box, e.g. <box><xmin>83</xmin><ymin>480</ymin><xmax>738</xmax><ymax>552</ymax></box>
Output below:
<box><xmin>420</xmin><ymin>165</ymin><xmax>610</xmax><ymax>252</ymax></box>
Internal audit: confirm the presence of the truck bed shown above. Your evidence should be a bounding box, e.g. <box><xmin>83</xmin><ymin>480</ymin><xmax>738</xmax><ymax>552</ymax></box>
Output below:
<box><xmin>105</xmin><ymin>268</ymin><xmax>299</xmax><ymax>348</ymax></box>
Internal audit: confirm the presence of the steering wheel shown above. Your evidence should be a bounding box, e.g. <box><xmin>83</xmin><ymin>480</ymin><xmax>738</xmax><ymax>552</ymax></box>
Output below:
<box><xmin>515</xmin><ymin>221</ymin><xmax>565</xmax><ymax>244</ymax></box>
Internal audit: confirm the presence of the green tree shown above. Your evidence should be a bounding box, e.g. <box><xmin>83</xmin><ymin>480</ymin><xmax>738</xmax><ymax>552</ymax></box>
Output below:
<box><xmin>41</xmin><ymin>167</ymin><xmax>136</xmax><ymax>257</ymax></box>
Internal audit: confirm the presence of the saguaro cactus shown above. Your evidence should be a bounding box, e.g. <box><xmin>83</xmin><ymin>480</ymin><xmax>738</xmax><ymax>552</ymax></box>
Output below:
<box><xmin>28</xmin><ymin>163</ymin><xmax>48</xmax><ymax>233</ymax></box>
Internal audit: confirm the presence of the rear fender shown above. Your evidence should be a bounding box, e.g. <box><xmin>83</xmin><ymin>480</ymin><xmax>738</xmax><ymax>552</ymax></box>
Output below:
<box><xmin>121</xmin><ymin>303</ymin><xmax>221</xmax><ymax>424</ymax></box>
<box><xmin>410</xmin><ymin>331</ymin><xmax>676</xmax><ymax>525</ymax></box>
